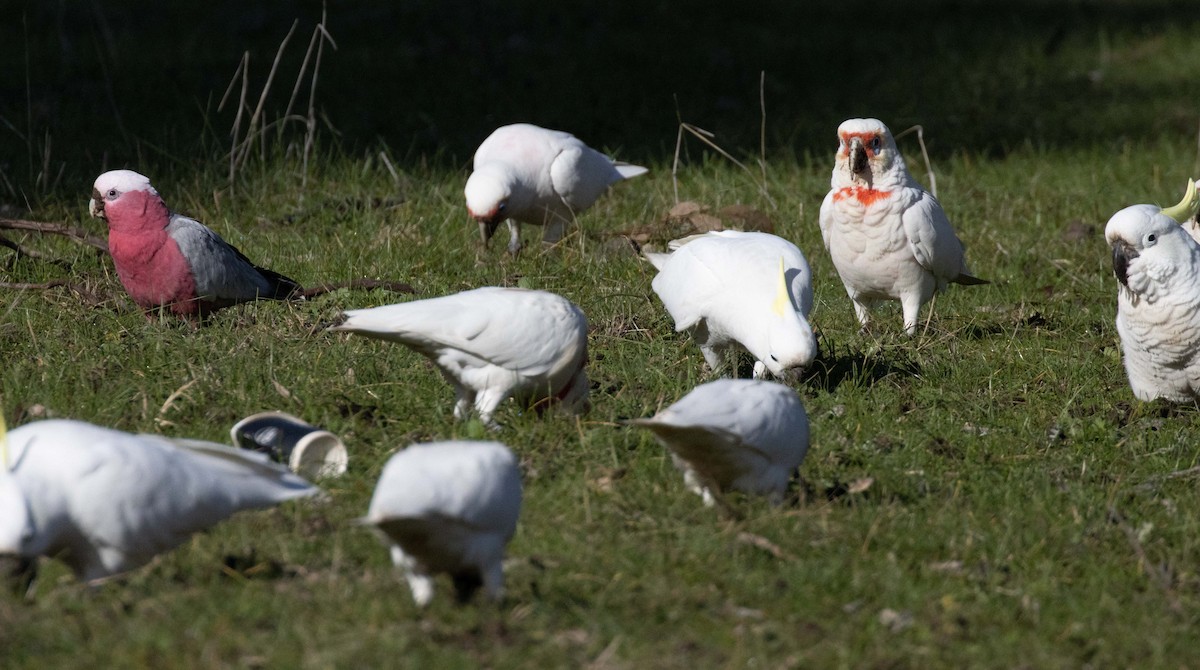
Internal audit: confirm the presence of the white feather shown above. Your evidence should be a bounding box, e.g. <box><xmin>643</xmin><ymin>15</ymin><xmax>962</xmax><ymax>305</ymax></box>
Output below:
<box><xmin>360</xmin><ymin>441</ymin><xmax>522</xmax><ymax>606</ymax></box>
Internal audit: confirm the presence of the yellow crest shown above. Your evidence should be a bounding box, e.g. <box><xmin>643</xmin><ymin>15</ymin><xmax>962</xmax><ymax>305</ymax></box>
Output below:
<box><xmin>1163</xmin><ymin>178</ymin><xmax>1199</xmax><ymax>224</ymax></box>
<box><xmin>771</xmin><ymin>257</ymin><xmax>790</xmax><ymax>317</ymax></box>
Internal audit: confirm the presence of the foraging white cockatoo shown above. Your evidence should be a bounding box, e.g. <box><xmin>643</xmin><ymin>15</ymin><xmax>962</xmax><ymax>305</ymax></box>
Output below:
<box><xmin>359</xmin><ymin>440</ymin><xmax>522</xmax><ymax>606</ymax></box>
<box><xmin>818</xmin><ymin>118</ymin><xmax>986</xmax><ymax>334</ymax></box>
<box><xmin>628</xmin><ymin>379</ymin><xmax>809</xmax><ymax>506</ymax></box>
<box><xmin>465</xmin><ymin>123</ymin><xmax>648</xmax><ymax>255</ymax></box>
<box><xmin>644</xmin><ymin>230</ymin><xmax>818</xmax><ymax>378</ymax></box>
<box><xmin>333</xmin><ymin>287</ymin><xmax>589</xmax><ymax>427</ymax></box>
<box><xmin>0</xmin><ymin>418</ymin><xmax>317</xmax><ymax>592</ymax></box>
<box><xmin>1106</xmin><ymin>178</ymin><xmax>1200</xmax><ymax>402</ymax></box>
<box><xmin>89</xmin><ymin>169</ymin><xmax>301</xmax><ymax>318</ymax></box>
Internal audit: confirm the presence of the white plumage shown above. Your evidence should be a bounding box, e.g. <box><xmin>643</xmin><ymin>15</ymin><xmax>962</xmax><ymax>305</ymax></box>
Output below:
<box><xmin>359</xmin><ymin>440</ymin><xmax>522</xmax><ymax>606</ymax></box>
<box><xmin>333</xmin><ymin>287</ymin><xmax>589</xmax><ymax>427</ymax></box>
<box><xmin>644</xmin><ymin>230</ymin><xmax>818</xmax><ymax>378</ymax></box>
<box><xmin>818</xmin><ymin>118</ymin><xmax>985</xmax><ymax>334</ymax></box>
<box><xmin>1106</xmin><ymin>180</ymin><xmax>1200</xmax><ymax>402</ymax></box>
<box><xmin>629</xmin><ymin>379</ymin><xmax>809</xmax><ymax>506</ymax></box>
<box><xmin>0</xmin><ymin>419</ymin><xmax>317</xmax><ymax>589</ymax></box>
<box><xmin>465</xmin><ymin>123</ymin><xmax>648</xmax><ymax>255</ymax></box>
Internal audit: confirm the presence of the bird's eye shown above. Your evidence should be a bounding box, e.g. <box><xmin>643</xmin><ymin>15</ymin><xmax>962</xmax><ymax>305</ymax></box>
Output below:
<box><xmin>770</xmin><ymin>355</ymin><xmax>779</xmax><ymax>362</ymax></box>
<box><xmin>497</xmin><ymin>202</ymin><xmax>507</xmax><ymax>214</ymax></box>
<box><xmin>870</xmin><ymin>137</ymin><xmax>882</xmax><ymax>153</ymax></box>
<box><xmin>1147</xmin><ymin>233</ymin><xmax>1157</xmax><ymax>244</ymax></box>
<box><xmin>106</xmin><ymin>189</ymin><xmax>118</xmax><ymax>199</ymax></box>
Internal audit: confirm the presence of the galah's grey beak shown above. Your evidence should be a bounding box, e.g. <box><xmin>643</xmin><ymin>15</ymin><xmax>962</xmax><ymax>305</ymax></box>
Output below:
<box><xmin>1111</xmin><ymin>241</ymin><xmax>1137</xmax><ymax>287</ymax></box>
<box><xmin>89</xmin><ymin>188</ymin><xmax>105</xmax><ymax>219</ymax></box>
<box><xmin>849</xmin><ymin>138</ymin><xmax>868</xmax><ymax>174</ymax></box>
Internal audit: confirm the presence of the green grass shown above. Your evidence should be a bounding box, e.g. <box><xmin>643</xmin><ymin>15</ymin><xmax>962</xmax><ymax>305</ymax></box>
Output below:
<box><xmin>5</xmin><ymin>1</ymin><xmax>1200</xmax><ymax>667</ymax></box>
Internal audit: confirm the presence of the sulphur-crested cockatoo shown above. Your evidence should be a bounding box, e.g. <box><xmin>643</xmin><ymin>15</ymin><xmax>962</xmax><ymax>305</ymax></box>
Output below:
<box><xmin>465</xmin><ymin>123</ymin><xmax>648</xmax><ymax>255</ymax></box>
<box><xmin>359</xmin><ymin>440</ymin><xmax>521</xmax><ymax>606</ymax></box>
<box><xmin>333</xmin><ymin>287</ymin><xmax>589</xmax><ymax>427</ymax></box>
<box><xmin>818</xmin><ymin>118</ymin><xmax>986</xmax><ymax>334</ymax></box>
<box><xmin>644</xmin><ymin>230</ymin><xmax>817</xmax><ymax>378</ymax></box>
<box><xmin>628</xmin><ymin>379</ymin><xmax>809</xmax><ymax>506</ymax></box>
<box><xmin>1107</xmin><ymin>178</ymin><xmax>1200</xmax><ymax>402</ymax></box>
<box><xmin>0</xmin><ymin>418</ymin><xmax>317</xmax><ymax>593</ymax></box>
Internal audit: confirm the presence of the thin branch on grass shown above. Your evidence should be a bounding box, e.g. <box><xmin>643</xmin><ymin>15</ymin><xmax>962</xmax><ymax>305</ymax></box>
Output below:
<box><xmin>0</xmin><ymin>218</ymin><xmax>108</xmax><ymax>250</ymax></box>
<box><xmin>895</xmin><ymin>125</ymin><xmax>936</xmax><ymax>198</ymax></box>
<box><xmin>1107</xmin><ymin>504</ymin><xmax>1182</xmax><ymax>613</ymax></box>
<box><xmin>300</xmin><ymin>279</ymin><xmax>415</xmax><ymax>300</ymax></box>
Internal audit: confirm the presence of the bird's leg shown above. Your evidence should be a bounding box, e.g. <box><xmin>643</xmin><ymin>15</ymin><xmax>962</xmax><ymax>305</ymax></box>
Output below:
<box><xmin>506</xmin><ymin>220</ymin><xmax>523</xmax><ymax>256</ymax></box>
<box><xmin>699</xmin><ymin>344</ymin><xmax>728</xmax><ymax>378</ymax></box>
<box><xmin>452</xmin><ymin>385</ymin><xmax>476</xmax><ymax>422</ymax></box>
<box><xmin>474</xmin><ymin>386</ymin><xmax>511</xmax><ymax>430</ymax></box>
<box><xmin>852</xmin><ymin>300</ymin><xmax>872</xmax><ymax>332</ymax></box>
<box><xmin>480</xmin><ymin>560</ymin><xmax>506</xmax><ymax>604</ymax></box>
<box><xmin>390</xmin><ymin>546</ymin><xmax>435</xmax><ymax>607</ymax></box>
<box><xmin>0</xmin><ymin>555</ymin><xmax>37</xmax><ymax>599</ymax></box>
<box><xmin>901</xmin><ymin>294</ymin><xmax>925</xmax><ymax>336</ymax></box>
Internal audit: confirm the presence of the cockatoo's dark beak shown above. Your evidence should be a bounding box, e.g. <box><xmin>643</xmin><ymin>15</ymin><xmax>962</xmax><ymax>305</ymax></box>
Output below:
<box><xmin>849</xmin><ymin>138</ymin><xmax>868</xmax><ymax>174</ymax></box>
<box><xmin>477</xmin><ymin>217</ymin><xmax>501</xmax><ymax>246</ymax></box>
<box><xmin>89</xmin><ymin>188</ymin><xmax>106</xmax><ymax>220</ymax></box>
<box><xmin>1111</xmin><ymin>241</ymin><xmax>1137</xmax><ymax>287</ymax></box>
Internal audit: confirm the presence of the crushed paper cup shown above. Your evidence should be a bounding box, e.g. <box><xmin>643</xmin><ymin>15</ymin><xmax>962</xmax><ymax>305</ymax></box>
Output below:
<box><xmin>230</xmin><ymin>411</ymin><xmax>348</xmax><ymax>479</ymax></box>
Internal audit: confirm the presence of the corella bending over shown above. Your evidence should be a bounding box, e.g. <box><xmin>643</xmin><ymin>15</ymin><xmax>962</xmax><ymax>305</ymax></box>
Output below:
<box><xmin>1106</xmin><ymin>179</ymin><xmax>1200</xmax><ymax>402</ymax></box>
<box><xmin>0</xmin><ymin>418</ymin><xmax>317</xmax><ymax>594</ymax></box>
<box><xmin>359</xmin><ymin>440</ymin><xmax>522</xmax><ymax>607</ymax></box>
<box><xmin>465</xmin><ymin>123</ymin><xmax>648</xmax><ymax>255</ymax></box>
<box><xmin>818</xmin><ymin>118</ymin><xmax>986</xmax><ymax>334</ymax></box>
<box><xmin>628</xmin><ymin>379</ymin><xmax>809</xmax><ymax>507</ymax></box>
<box><xmin>90</xmin><ymin>170</ymin><xmax>300</xmax><ymax>318</ymax></box>
<box><xmin>644</xmin><ymin>230</ymin><xmax>817</xmax><ymax>378</ymax></box>
<box><xmin>333</xmin><ymin>287</ymin><xmax>589</xmax><ymax>427</ymax></box>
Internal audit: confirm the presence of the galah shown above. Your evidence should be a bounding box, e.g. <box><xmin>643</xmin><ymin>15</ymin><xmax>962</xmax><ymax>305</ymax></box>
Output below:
<box><xmin>1106</xmin><ymin>178</ymin><xmax>1200</xmax><ymax>402</ymax></box>
<box><xmin>333</xmin><ymin>287</ymin><xmax>589</xmax><ymax>427</ymax></box>
<box><xmin>0</xmin><ymin>418</ymin><xmax>317</xmax><ymax>593</ymax></box>
<box><xmin>818</xmin><ymin>118</ymin><xmax>986</xmax><ymax>335</ymax></box>
<box><xmin>643</xmin><ymin>230</ymin><xmax>818</xmax><ymax>378</ymax></box>
<box><xmin>628</xmin><ymin>379</ymin><xmax>809</xmax><ymax>507</ymax></box>
<box><xmin>358</xmin><ymin>440</ymin><xmax>521</xmax><ymax>607</ymax></box>
<box><xmin>465</xmin><ymin>123</ymin><xmax>648</xmax><ymax>255</ymax></box>
<box><xmin>89</xmin><ymin>169</ymin><xmax>301</xmax><ymax>318</ymax></box>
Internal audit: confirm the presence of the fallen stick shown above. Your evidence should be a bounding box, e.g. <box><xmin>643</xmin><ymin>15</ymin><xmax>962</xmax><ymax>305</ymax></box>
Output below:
<box><xmin>0</xmin><ymin>218</ymin><xmax>108</xmax><ymax>250</ymax></box>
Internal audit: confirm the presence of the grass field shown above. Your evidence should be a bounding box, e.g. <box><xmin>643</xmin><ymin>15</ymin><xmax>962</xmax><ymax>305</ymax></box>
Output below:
<box><xmin>3</xmin><ymin>1</ymin><xmax>1200</xmax><ymax>667</ymax></box>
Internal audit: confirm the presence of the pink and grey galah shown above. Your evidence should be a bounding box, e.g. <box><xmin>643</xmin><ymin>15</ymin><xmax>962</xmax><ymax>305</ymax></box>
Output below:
<box><xmin>89</xmin><ymin>170</ymin><xmax>301</xmax><ymax>318</ymax></box>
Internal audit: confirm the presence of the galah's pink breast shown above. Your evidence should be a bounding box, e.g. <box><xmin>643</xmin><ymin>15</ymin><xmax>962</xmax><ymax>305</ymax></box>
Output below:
<box><xmin>108</xmin><ymin>231</ymin><xmax>199</xmax><ymax>314</ymax></box>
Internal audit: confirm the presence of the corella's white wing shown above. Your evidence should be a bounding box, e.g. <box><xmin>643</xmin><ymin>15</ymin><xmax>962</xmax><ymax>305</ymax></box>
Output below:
<box><xmin>362</xmin><ymin>441</ymin><xmax>522</xmax><ymax>606</ymax></box>
<box><xmin>899</xmin><ymin>188</ymin><xmax>970</xmax><ymax>285</ymax></box>
<box><xmin>2</xmin><ymin>419</ymin><xmax>316</xmax><ymax>583</ymax></box>
<box><xmin>336</xmin><ymin>287</ymin><xmax>585</xmax><ymax>378</ymax></box>
<box><xmin>631</xmin><ymin>379</ymin><xmax>808</xmax><ymax>503</ymax></box>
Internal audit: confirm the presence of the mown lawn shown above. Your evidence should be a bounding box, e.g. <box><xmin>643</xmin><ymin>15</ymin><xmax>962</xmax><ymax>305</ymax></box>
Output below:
<box><xmin>3</xmin><ymin>1</ymin><xmax>1200</xmax><ymax>667</ymax></box>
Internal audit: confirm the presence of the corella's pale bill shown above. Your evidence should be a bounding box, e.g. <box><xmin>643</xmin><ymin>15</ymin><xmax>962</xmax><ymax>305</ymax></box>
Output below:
<box><xmin>629</xmin><ymin>379</ymin><xmax>809</xmax><ymax>507</ymax></box>
<box><xmin>358</xmin><ymin>440</ymin><xmax>522</xmax><ymax>606</ymax></box>
<box><xmin>1107</xmin><ymin>179</ymin><xmax>1200</xmax><ymax>402</ymax></box>
<box><xmin>333</xmin><ymin>287</ymin><xmax>589</xmax><ymax>428</ymax></box>
<box><xmin>0</xmin><ymin>419</ymin><xmax>318</xmax><ymax>595</ymax></box>
<box><xmin>89</xmin><ymin>169</ymin><xmax>301</xmax><ymax>319</ymax></box>
<box><xmin>644</xmin><ymin>230</ymin><xmax>817</xmax><ymax>378</ymax></box>
<box><xmin>818</xmin><ymin>118</ymin><xmax>986</xmax><ymax>334</ymax></box>
<box><xmin>465</xmin><ymin>123</ymin><xmax>648</xmax><ymax>255</ymax></box>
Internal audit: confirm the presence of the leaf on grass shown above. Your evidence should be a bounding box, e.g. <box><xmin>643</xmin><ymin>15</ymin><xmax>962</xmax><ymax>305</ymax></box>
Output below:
<box><xmin>273</xmin><ymin>380</ymin><xmax>292</xmax><ymax>399</ymax></box>
<box><xmin>847</xmin><ymin>477</ymin><xmax>874</xmax><ymax>494</ymax></box>
<box><xmin>878</xmin><ymin>608</ymin><xmax>914</xmax><ymax>632</ymax></box>
<box><xmin>736</xmin><ymin>531</ymin><xmax>793</xmax><ymax>561</ymax></box>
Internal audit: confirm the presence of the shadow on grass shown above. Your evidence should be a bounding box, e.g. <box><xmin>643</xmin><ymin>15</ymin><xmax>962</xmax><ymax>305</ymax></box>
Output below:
<box><xmin>801</xmin><ymin>348</ymin><xmax>922</xmax><ymax>393</ymax></box>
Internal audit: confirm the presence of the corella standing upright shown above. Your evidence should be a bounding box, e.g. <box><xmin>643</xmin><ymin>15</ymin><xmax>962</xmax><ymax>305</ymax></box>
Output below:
<box><xmin>1106</xmin><ymin>179</ymin><xmax>1200</xmax><ymax>402</ymax></box>
<box><xmin>465</xmin><ymin>123</ymin><xmax>648</xmax><ymax>255</ymax></box>
<box><xmin>818</xmin><ymin>118</ymin><xmax>986</xmax><ymax>334</ymax></box>
<box><xmin>89</xmin><ymin>169</ymin><xmax>301</xmax><ymax>318</ymax></box>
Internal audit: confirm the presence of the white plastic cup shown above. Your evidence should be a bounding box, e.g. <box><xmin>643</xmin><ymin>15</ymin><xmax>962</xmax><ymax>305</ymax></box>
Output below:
<box><xmin>230</xmin><ymin>411</ymin><xmax>349</xmax><ymax>479</ymax></box>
